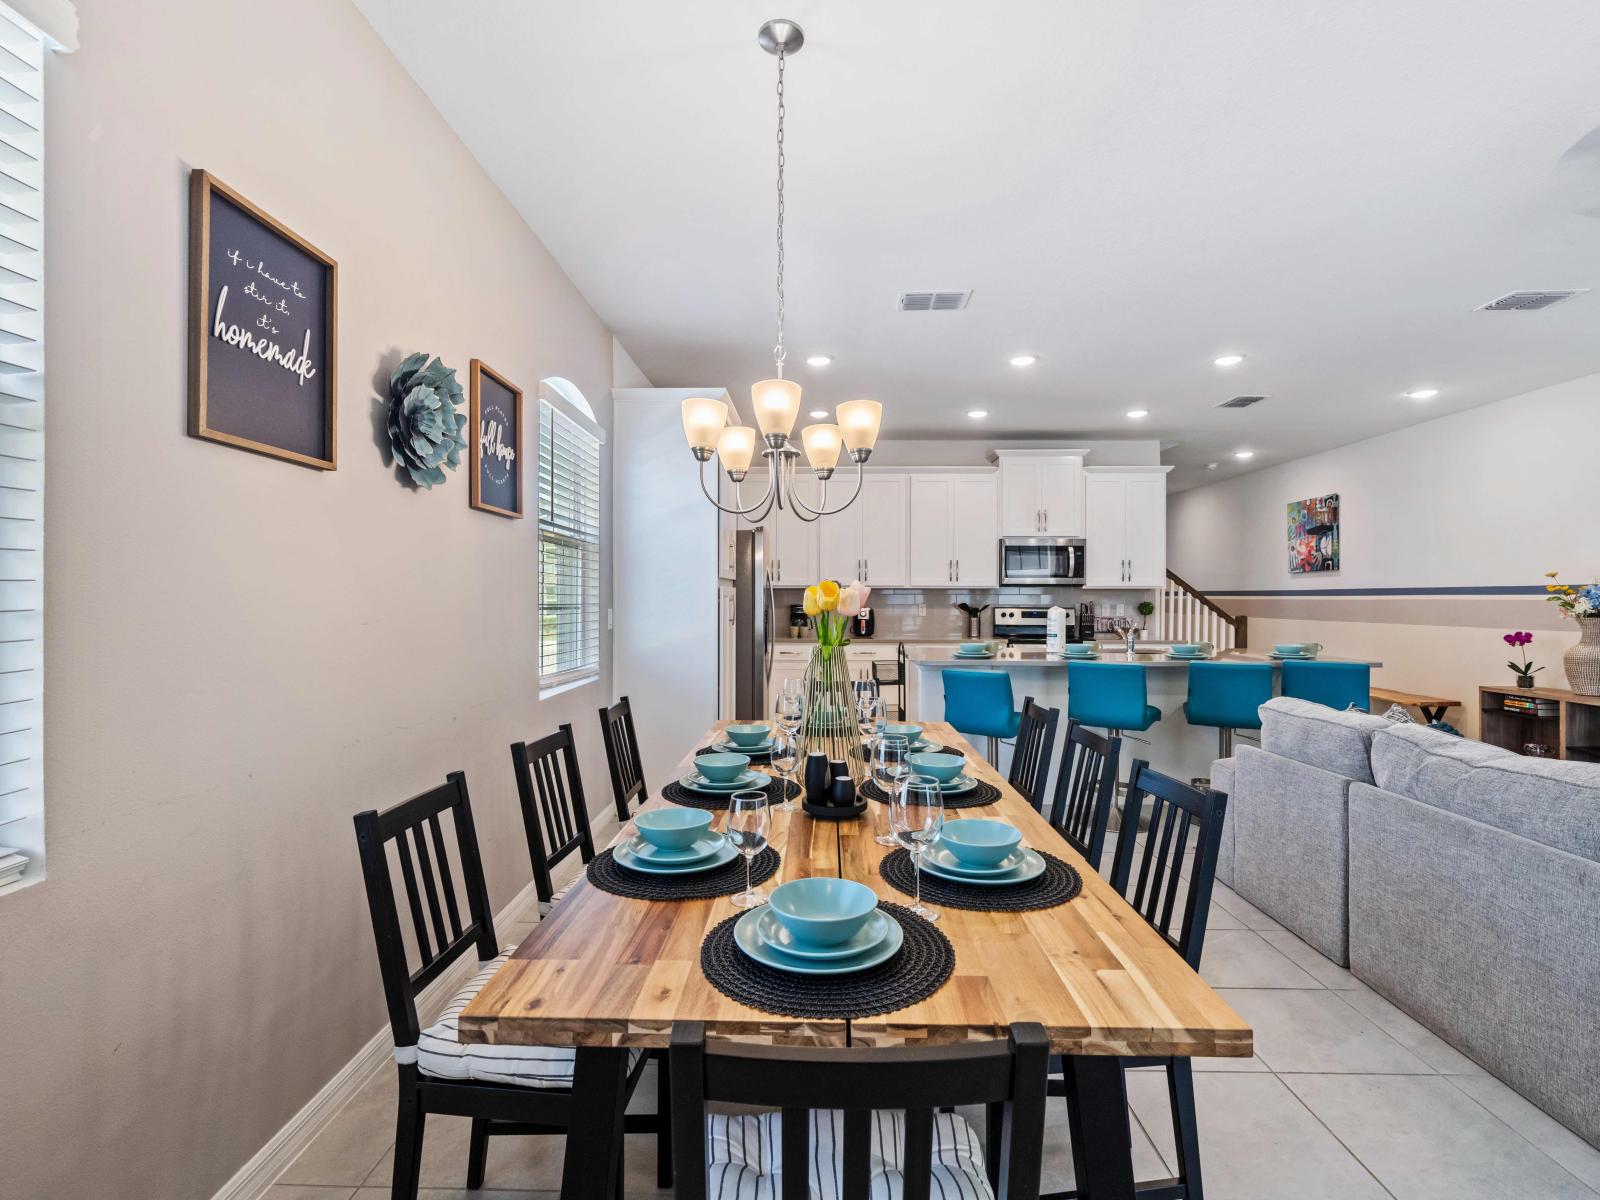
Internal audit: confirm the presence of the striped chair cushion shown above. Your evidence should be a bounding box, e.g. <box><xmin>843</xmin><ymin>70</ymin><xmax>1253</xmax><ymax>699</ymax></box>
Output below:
<box><xmin>707</xmin><ymin>1109</ymin><xmax>992</xmax><ymax>1200</ymax></box>
<box><xmin>417</xmin><ymin>948</ymin><xmax>639</xmax><ymax>1087</ymax></box>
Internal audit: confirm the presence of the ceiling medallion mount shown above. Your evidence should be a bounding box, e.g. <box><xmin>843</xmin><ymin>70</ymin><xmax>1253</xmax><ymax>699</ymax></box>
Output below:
<box><xmin>679</xmin><ymin>18</ymin><xmax>884</xmax><ymax>525</ymax></box>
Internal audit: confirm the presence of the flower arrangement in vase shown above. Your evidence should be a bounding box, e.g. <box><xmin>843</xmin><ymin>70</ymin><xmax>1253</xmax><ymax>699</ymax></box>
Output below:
<box><xmin>1502</xmin><ymin>631</ymin><xmax>1541</xmax><ymax>688</ymax></box>
<box><xmin>1544</xmin><ymin>572</ymin><xmax>1600</xmax><ymax>696</ymax></box>
<box><xmin>798</xmin><ymin>579</ymin><xmax>871</xmax><ymax>786</ymax></box>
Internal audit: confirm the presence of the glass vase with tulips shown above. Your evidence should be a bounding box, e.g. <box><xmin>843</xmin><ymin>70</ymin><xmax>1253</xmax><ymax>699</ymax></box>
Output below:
<box><xmin>797</xmin><ymin>579</ymin><xmax>872</xmax><ymax>789</ymax></box>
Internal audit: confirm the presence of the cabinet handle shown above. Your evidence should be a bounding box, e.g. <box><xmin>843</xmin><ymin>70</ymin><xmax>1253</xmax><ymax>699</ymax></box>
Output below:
<box><xmin>955</xmin><ymin>559</ymin><xmax>960</xmax><ymax>582</ymax></box>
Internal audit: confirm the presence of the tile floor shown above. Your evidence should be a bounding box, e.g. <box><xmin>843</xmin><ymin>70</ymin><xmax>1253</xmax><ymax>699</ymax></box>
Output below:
<box><xmin>271</xmin><ymin>822</ymin><xmax>1600</xmax><ymax>1199</ymax></box>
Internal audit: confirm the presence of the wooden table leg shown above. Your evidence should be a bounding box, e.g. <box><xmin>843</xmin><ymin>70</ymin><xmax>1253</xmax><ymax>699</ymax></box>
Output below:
<box><xmin>1059</xmin><ymin>1055</ymin><xmax>1136</xmax><ymax>1200</ymax></box>
<box><xmin>561</xmin><ymin>1046</ymin><xmax>629</xmax><ymax>1200</ymax></box>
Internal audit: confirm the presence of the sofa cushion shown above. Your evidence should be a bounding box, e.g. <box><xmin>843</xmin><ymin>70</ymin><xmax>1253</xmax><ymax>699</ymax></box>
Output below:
<box><xmin>1258</xmin><ymin>696</ymin><xmax>1390</xmax><ymax>783</ymax></box>
<box><xmin>1370</xmin><ymin>723</ymin><xmax>1514</xmax><ymax>809</ymax></box>
<box><xmin>1450</xmin><ymin>754</ymin><xmax>1600</xmax><ymax>862</ymax></box>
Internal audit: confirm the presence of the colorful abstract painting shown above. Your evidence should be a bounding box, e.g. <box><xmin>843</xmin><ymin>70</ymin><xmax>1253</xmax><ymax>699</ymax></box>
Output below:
<box><xmin>1288</xmin><ymin>494</ymin><xmax>1339</xmax><ymax>574</ymax></box>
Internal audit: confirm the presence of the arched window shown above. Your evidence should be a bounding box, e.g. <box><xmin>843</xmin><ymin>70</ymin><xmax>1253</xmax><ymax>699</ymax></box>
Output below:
<box><xmin>536</xmin><ymin>379</ymin><xmax>601</xmax><ymax>689</ymax></box>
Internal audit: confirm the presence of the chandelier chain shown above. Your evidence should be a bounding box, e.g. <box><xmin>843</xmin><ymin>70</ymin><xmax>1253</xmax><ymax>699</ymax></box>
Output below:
<box><xmin>774</xmin><ymin>46</ymin><xmax>786</xmax><ymax>373</ymax></box>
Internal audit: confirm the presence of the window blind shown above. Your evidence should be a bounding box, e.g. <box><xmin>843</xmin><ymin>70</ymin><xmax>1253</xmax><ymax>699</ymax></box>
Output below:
<box><xmin>0</xmin><ymin>2</ymin><xmax>43</xmax><ymax>896</ymax></box>
<box><xmin>538</xmin><ymin>400</ymin><xmax>600</xmax><ymax>688</ymax></box>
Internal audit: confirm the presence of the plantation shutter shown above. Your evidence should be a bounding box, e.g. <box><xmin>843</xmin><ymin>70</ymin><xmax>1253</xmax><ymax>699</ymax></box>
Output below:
<box><xmin>0</xmin><ymin>1</ymin><xmax>46</xmax><ymax>895</ymax></box>
<box><xmin>538</xmin><ymin>400</ymin><xmax>601</xmax><ymax>687</ymax></box>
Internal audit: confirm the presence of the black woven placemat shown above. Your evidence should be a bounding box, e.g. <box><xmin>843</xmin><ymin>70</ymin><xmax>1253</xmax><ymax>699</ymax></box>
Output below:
<box><xmin>852</xmin><ymin>741</ymin><xmax>961</xmax><ymax>763</ymax></box>
<box><xmin>586</xmin><ymin>846</ymin><xmax>781</xmax><ymax>901</ymax></box>
<box><xmin>878</xmin><ymin>847</ymin><xmax>1082</xmax><ymax>911</ymax></box>
<box><xmin>699</xmin><ymin>902</ymin><xmax>954</xmax><ymax>1019</ymax></box>
<box><xmin>662</xmin><ymin>776</ymin><xmax>802</xmax><ymax>811</ymax></box>
<box><xmin>860</xmin><ymin>778</ymin><xmax>1001</xmax><ymax>810</ymax></box>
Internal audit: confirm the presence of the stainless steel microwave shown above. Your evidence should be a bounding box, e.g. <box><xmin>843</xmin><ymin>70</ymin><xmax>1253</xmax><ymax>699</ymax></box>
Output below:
<box><xmin>999</xmin><ymin>536</ymin><xmax>1085</xmax><ymax>586</ymax></box>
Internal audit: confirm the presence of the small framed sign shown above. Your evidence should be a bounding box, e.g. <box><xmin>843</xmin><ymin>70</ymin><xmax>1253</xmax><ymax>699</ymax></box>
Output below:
<box><xmin>469</xmin><ymin>360</ymin><xmax>523</xmax><ymax>517</ymax></box>
<box><xmin>188</xmin><ymin>170</ymin><xmax>338</xmax><ymax>469</ymax></box>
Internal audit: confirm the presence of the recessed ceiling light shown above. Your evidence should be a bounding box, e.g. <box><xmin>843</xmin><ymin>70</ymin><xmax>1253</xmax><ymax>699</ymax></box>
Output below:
<box><xmin>1403</xmin><ymin>387</ymin><xmax>1439</xmax><ymax>400</ymax></box>
<box><xmin>1008</xmin><ymin>355</ymin><xmax>1038</xmax><ymax>367</ymax></box>
<box><xmin>1213</xmin><ymin>353</ymin><xmax>1246</xmax><ymax>367</ymax></box>
<box><xmin>1206</xmin><ymin>462</ymin><xmax>1219</xmax><ymax>470</ymax></box>
<box><xmin>1126</xmin><ymin>409</ymin><xmax>1149</xmax><ymax>420</ymax></box>
<box><xmin>806</xmin><ymin>354</ymin><xmax>832</xmax><ymax>367</ymax></box>
<box><xmin>808</xmin><ymin>409</ymin><xmax>828</xmax><ymax>419</ymax></box>
<box><xmin>967</xmin><ymin>409</ymin><xmax>989</xmax><ymax>419</ymax></box>
<box><xmin>1233</xmin><ymin>449</ymin><xmax>1255</xmax><ymax>460</ymax></box>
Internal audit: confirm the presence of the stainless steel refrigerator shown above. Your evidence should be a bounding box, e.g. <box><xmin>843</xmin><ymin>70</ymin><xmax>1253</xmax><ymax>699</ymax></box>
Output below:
<box><xmin>731</xmin><ymin>528</ymin><xmax>772</xmax><ymax>720</ymax></box>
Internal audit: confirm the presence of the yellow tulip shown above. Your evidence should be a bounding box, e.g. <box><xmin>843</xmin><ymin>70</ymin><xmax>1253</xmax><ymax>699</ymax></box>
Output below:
<box><xmin>818</xmin><ymin>580</ymin><xmax>841</xmax><ymax>612</ymax></box>
<box><xmin>803</xmin><ymin>585</ymin><xmax>821</xmax><ymax>617</ymax></box>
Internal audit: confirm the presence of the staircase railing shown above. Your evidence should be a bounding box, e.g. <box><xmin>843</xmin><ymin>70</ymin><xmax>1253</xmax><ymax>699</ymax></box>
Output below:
<box><xmin>1160</xmin><ymin>569</ymin><xmax>1248</xmax><ymax>650</ymax></box>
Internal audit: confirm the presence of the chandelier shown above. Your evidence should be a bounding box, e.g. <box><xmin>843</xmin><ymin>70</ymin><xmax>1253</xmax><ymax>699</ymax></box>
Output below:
<box><xmin>679</xmin><ymin>18</ymin><xmax>883</xmax><ymax>523</ymax></box>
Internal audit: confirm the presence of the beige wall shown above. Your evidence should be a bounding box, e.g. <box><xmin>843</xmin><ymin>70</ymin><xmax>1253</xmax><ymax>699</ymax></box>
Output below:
<box><xmin>1168</xmin><ymin>372</ymin><xmax>1600</xmax><ymax>735</ymax></box>
<box><xmin>0</xmin><ymin>1</ymin><xmax>622</xmax><ymax>1196</ymax></box>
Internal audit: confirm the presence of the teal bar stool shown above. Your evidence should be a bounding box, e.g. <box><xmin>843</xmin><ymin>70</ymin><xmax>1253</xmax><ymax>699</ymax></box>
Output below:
<box><xmin>1184</xmin><ymin>662</ymin><xmax>1273</xmax><ymax>758</ymax></box>
<box><xmin>941</xmin><ymin>668</ymin><xmax>1022</xmax><ymax>764</ymax></box>
<box><xmin>1066</xmin><ymin>661</ymin><xmax>1162</xmax><ymax>737</ymax></box>
<box><xmin>1281</xmin><ymin>660</ymin><xmax>1371</xmax><ymax>711</ymax></box>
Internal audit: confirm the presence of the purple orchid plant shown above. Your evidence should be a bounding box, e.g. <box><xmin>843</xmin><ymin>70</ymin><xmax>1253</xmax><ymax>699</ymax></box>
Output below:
<box><xmin>1503</xmin><ymin>631</ymin><xmax>1542</xmax><ymax>683</ymax></box>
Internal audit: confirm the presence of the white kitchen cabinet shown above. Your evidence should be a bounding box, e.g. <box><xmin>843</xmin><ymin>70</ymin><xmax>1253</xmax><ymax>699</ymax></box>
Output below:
<box><xmin>818</xmin><ymin>474</ymin><xmax>908</xmax><ymax>586</ymax></box>
<box><xmin>766</xmin><ymin>472</ymin><xmax>820</xmax><ymax>585</ymax></box>
<box><xmin>1083</xmin><ymin>465</ymin><xmax>1172</xmax><ymax>588</ymax></box>
<box><xmin>908</xmin><ymin>474</ymin><xmax>998</xmax><ymax>586</ymax></box>
<box><xmin>995</xmin><ymin>451</ymin><xmax>1087</xmax><ymax>536</ymax></box>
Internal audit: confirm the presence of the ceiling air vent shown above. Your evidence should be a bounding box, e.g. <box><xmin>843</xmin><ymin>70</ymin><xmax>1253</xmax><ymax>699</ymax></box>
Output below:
<box><xmin>897</xmin><ymin>290</ymin><xmax>971</xmax><ymax>312</ymax></box>
<box><xmin>1476</xmin><ymin>289</ymin><xmax>1589</xmax><ymax>311</ymax></box>
<box><xmin>1216</xmin><ymin>395</ymin><xmax>1266</xmax><ymax>409</ymax></box>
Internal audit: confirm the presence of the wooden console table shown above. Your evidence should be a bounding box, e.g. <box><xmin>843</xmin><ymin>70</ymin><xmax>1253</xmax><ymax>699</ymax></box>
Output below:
<box><xmin>1371</xmin><ymin>686</ymin><xmax>1460</xmax><ymax>724</ymax></box>
<box><xmin>1478</xmin><ymin>684</ymin><xmax>1600</xmax><ymax>763</ymax></box>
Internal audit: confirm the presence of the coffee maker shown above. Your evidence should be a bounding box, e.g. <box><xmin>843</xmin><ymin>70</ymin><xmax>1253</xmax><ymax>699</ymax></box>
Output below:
<box><xmin>851</xmin><ymin>607</ymin><xmax>876</xmax><ymax>638</ymax></box>
<box><xmin>788</xmin><ymin>603</ymin><xmax>810</xmax><ymax>638</ymax></box>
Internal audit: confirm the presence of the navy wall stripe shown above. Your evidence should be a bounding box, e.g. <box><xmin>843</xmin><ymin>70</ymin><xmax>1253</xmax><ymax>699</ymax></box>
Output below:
<box><xmin>1207</xmin><ymin>585</ymin><xmax>1548</xmax><ymax>598</ymax></box>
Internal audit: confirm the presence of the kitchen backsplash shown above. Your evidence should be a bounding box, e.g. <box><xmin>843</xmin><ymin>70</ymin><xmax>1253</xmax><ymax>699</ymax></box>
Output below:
<box><xmin>771</xmin><ymin>586</ymin><xmax>1156</xmax><ymax>641</ymax></box>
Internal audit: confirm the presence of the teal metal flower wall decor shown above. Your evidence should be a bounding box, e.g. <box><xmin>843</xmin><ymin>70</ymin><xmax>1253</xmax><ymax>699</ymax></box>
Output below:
<box><xmin>386</xmin><ymin>352</ymin><xmax>468</xmax><ymax>488</ymax></box>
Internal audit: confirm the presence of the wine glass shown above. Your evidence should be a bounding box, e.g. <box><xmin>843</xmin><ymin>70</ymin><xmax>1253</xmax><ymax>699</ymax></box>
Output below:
<box><xmin>726</xmin><ymin>791</ymin><xmax>770</xmax><ymax>909</ymax></box>
<box><xmin>768</xmin><ymin>728</ymin><xmax>798</xmax><ymax>812</ymax></box>
<box><xmin>891</xmin><ymin>774</ymin><xmax>944</xmax><ymax>922</ymax></box>
<box><xmin>857</xmin><ymin>694</ymin><xmax>885</xmax><ymax>754</ymax></box>
<box><xmin>775</xmin><ymin>690</ymin><xmax>803</xmax><ymax>741</ymax></box>
<box><xmin>871</xmin><ymin>734</ymin><xmax>909</xmax><ymax>847</ymax></box>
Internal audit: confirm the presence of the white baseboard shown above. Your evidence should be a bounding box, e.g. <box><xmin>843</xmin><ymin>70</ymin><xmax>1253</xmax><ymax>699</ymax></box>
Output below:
<box><xmin>211</xmin><ymin>876</ymin><xmax>542</xmax><ymax>1200</ymax></box>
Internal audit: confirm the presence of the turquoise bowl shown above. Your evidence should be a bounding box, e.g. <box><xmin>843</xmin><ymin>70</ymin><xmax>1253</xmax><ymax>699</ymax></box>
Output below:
<box><xmin>959</xmin><ymin>642</ymin><xmax>989</xmax><ymax>655</ymax></box>
<box><xmin>1273</xmin><ymin>643</ymin><xmax>1307</xmax><ymax>656</ymax></box>
<box><xmin>724</xmin><ymin>722</ymin><xmax>772</xmax><ymax>747</ymax></box>
<box><xmin>881</xmin><ymin>722</ymin><xmax>923</xmax><ymax>742</ymax></box>
<box><xmin>633</xmin><ymin>807</ymin><xmax>714</xmax><ymax>850</ymax></box>
<box><xmin>696</xmin><ymin>752</ymin><xmax>750</xmax><ymax>783</ymax></box>
<box><xmin>939</xmin><ymin>818</ymin><xmax>1023</xmax><ymax>868</ymax></box>
<box><xmin>768</xmin><ymin>878</ymin><xmax>879</xmax><ymax>946</ymax></box>
<box><xmin>908</xmin><ymin>752</ymin><xmax>965</xmax><ymax>784</ymax></box>
<box><xmin>1064</xmin><ymin>643</ymin><xmax>1096</xmax><ymax>656</ymax></box>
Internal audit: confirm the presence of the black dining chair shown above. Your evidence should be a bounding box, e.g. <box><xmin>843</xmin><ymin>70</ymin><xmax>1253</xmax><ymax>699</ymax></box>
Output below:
<box><xmin>353</xmin><ymin>772</ymin><xmax>659</xmax><ymax>1199</ymax></box>
<box><xmin>1045</xmin><ymin>721</ymin><xmax>1122</xmax><ymax>874</ymax></box>
<box><xmin>670</xmin><ymin>1020</ymin><xmax>1050</xmax><ymax>1200</ymax></box>
<box><xmin>1008</xmin><ymin>697</ymin><xmax>1060</xmax><ymax>810</ymax></box>
<box><xmin>510</xmin><ymin>723</ymin><xmax>597</xmax><ymax>913</ymax></box>
<box><xmin>598</xmin><ymin>695</ymin><xmax>649</xmax><ymax>821</ymax></box>
<box><xmin>1045</xmin><ymin>762</ymin><xmax>1228</xmax><ymax>1200</ymax></box>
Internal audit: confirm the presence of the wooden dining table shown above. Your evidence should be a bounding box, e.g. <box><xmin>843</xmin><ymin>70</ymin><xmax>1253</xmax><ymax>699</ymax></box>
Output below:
<box><xmin>460</xmin><ymin>721</ymin><xmax>1251</xmax><ymax>1199</ymax></box>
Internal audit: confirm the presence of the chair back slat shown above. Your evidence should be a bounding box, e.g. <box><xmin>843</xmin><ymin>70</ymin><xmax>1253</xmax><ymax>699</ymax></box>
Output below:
<box><xmin>1046</xmin><ymin>721</ymin><xmax>1121</xmax><ymax>871</ymax></box>
<box><xmin>426</xmin><ymin>812</ymin><xmax>464</xmax><ymax>942</ymax></box>
<box><xmin>511</xmin><ymin>723</ymin><xmax>597</xmax><ymax>904</ymax></box>
<box><xmin>353</xmin><ymin>772</ymin><xmax>497</xmax><ymax>1051</ymax></box>
<box><xmin>671</xmin><ymin>1021</ymin><xmax>1049</xmax><ymax>1200</ymax></box>
<box><xmin>1108</xmin><ymin>760</ymin><xmax>1228</xmax><ymax>968</ymax></box>
<box><xmin>1007</xmin><ymin>697</ymin><xmax>1059</xmax><ymax>809</ymax></box>
<box><xmin>599</xmin><ymin>695</ymin><xmax>649</xmax><ymax>820</ymax></box>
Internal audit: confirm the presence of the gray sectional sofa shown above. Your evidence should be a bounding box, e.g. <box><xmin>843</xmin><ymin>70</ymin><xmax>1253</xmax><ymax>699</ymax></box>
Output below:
<box><xmin>1215</xmin><ymin>697</ymin><xmax>1600</xmax><ymax>1149</ymax></box>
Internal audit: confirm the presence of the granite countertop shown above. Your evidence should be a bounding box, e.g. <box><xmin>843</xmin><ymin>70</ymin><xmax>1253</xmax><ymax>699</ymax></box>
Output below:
<box><xmin>909</xmin><ymin>644</ymin><xmax>1384</xmax><ymax>669</ymax></box>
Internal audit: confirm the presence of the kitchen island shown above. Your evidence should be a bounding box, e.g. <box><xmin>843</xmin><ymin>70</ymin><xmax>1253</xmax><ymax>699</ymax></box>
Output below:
<box><xmin>908</xmin><ymin>643</ymin><xmax>1384</xmax><ymax>787</ymax></box>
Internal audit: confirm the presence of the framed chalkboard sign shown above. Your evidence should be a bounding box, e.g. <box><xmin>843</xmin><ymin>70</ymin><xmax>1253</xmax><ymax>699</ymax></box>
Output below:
<box><xmin>469</xmin><ymin>360</ymin><xmax>523</xmax><ymax>517</ymax></box>
<box><xmin>188</xmin><ymin>170</ymin><xmax>338</xmax><ymax>470</ymax></box>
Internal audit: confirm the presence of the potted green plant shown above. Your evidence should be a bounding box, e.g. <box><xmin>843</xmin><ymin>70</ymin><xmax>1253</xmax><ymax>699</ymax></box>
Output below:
<box><xmin>1137</xmin><ymin>600</ymin><xmax>1155</xmax><ymax>635</ymax></box>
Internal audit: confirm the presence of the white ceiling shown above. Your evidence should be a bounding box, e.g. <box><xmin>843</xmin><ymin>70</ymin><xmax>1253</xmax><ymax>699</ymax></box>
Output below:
<box><xmin>357</xmin><ymin>0</ymin><xmax>1600</xmax><ymax>490</ymax></box>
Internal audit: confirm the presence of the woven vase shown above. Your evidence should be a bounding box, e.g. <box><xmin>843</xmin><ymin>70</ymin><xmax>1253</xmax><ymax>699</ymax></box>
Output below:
<box><xmin>1564</xmin><ymin>617</ymin><xmax>1600</xmax><ymax>697</ymax></box>
<box><xmin>798</xmin><ymin>644</ymin><xmax>868</xmax><ymax>787</ymax></box>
